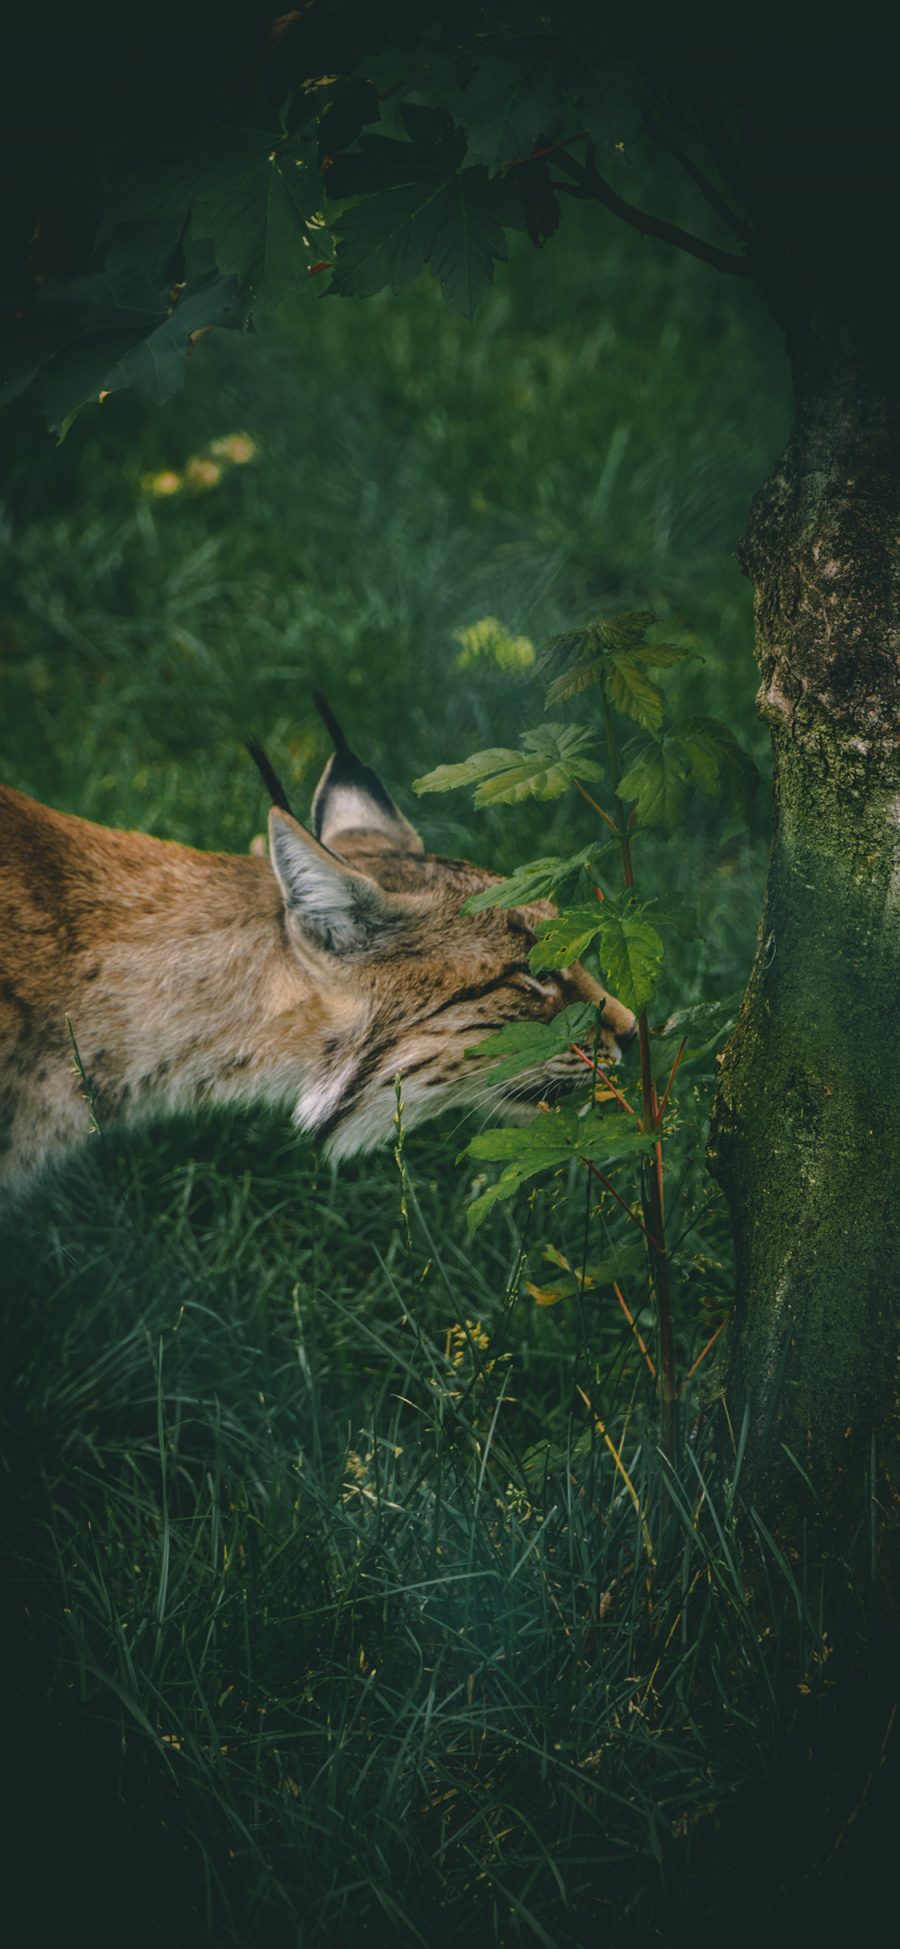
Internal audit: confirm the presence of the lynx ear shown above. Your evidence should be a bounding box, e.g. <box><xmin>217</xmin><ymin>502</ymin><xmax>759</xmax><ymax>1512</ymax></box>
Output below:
<box><xmin>268</xmin><ymin>810</ymin><xmax>407</xmax><ymax>955</ymax></box>
<box><xmin>311</xmin><ymin>705</ymin><xmax>424</xmax><ymax>855</ymax></box>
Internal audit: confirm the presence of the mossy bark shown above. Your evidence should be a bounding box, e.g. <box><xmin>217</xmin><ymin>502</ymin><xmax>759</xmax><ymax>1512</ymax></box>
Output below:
<box><xmin>710</xmin><ymin>302</ymin><xmax>900</xmax><ymax>1574</ymax></box>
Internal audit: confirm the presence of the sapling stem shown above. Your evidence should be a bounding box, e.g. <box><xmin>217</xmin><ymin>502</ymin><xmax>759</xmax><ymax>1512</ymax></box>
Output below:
<box><xmin>683</xmin><ymin>1314</ymin><xmax>730</xmax><ymax>1385</ymax></box>
<box><xmin>597</xmin><ymin>688</ymin><xmax>679</xmax><ymax>1463</ymax></box>
<box><xmin>656</xmin><ymin>1036</ymin><xmax>687</xmax><ymax>1126</ymax></box>
<box><xmin>612</xmin><ymin>1281</ymin><xmax>657</xmax><ymax>1379</ymax></box>
<box><xmin>572</xmin><ymin>777</ymin><xmax>620</xmax><ymax>835</ymax></box>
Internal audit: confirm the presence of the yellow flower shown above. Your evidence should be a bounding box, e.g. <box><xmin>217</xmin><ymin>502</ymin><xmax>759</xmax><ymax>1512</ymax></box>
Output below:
<box><xmin>184</xmin><ymin>456</ymin><xmax>224</xmax><ymax>493</ymax></box>
<box><xmin>140</xmin><ymin>469</ymin><xmax>182</xmax><ymax>497</ymax></box>
<box><xmin>209</xmin><ymin>432</ymin><xmax>257</xmax><ymax>465</ymax></box>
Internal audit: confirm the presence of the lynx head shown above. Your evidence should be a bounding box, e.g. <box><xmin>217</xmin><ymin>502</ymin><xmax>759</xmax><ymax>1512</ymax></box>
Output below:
<box><xmin>261</xmin><ymin>713</ymin><xmax>636</xmax><ymax>1160</ymax></box>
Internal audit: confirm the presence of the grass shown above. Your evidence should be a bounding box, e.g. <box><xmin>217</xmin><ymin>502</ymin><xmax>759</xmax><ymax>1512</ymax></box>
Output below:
<box><xmin>2</xmin><ymin>190</ymin><xmax>891</xmax><ymax>1945</ymax></box>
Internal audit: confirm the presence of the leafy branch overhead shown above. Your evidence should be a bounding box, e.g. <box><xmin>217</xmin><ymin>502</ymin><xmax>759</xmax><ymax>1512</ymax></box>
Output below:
<box><xmin>327</xmin><ymin>105</ymin><xmax>509</xmax><ymax>317</ymax></box>
<box><xmin>3</xmin><ymin>9</ymin><xmax>756</xmax><ymax>434</ymax></box>
<box><xmin>0</xmin><ymin>228</ymin><xmax>242</xmax><ymax>436</ymax></box>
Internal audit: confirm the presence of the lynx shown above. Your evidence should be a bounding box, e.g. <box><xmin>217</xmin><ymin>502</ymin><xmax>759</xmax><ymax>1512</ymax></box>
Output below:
<box><xmin>0</xmin><ymin>707</ymin><xmax>635</xmax><ymax>1203</ymax></box>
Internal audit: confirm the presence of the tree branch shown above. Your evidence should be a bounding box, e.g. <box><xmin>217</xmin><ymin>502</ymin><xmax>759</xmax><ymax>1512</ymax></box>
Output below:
<box><xmin>553</xmin><ymin>150</ymin><xmax>755</xmax><ymax>278</ymax></box>
<box><xmin>552</xmin><ymin>148</ymin><xmax>752</xmax><ymax>278</ymax></box>
<box><xmin>643</xmin><ymin>116</ymin><xmax>752</xmax><ymax>241</ymax></box>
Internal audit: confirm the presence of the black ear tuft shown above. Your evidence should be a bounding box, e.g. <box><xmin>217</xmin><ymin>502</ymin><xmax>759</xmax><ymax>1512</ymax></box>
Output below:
<box><xmin>311</xmin><ymin>699</ymin><xmax>424</xmax><ymax>854</ymax></box>
<box><xmin>312</xmin><ymin>693</ymin><xmax>351</xmax><ymax>756</ymax></box>
<box><xmin>245</xmin><ymin>738</ymin><xmax>294</xmax><ymax>815</ymax></box>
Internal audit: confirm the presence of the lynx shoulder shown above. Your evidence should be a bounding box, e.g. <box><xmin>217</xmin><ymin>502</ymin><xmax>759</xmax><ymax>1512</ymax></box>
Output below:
<box><xmin>0</xmin><ymin>717</ymin><xmax>635</xmax><ymax>1201</ymax></box>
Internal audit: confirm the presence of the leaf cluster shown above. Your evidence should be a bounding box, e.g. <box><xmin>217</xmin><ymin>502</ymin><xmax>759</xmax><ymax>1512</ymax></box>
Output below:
<box><xmin>417</xmin><ymin>613</ymin><xmax>758</xmax><ymax>838</ymax></box>
<box><xmin>541</xmin><ymin>611</ymin><xmax>696</xmax><ymax>733</ymax></box>
<box><xmin>413</xmin><ymin>721</ymin><xmax>606</xmax><ymax>805</ymax></box>
<box><xmin>530</xmin><ymin>897</ymin><xmax>664</xmax><ymax>1012</ymax></box>
<box><xmin>1</xmin><ymin>227</ymin><xmax>242</xmax><ymax>438</ymax></box>
<box><xmin>416</xmin><ymin>609</ymin><xmax>755</xmax><ymax>1237</ymax></box>
<box><xmin>464</xmin><ymin>1002</ymin><xmax>595</xmax><ymax>1086</ymax></box>
<box><xmin>465</xmin><ymin>1103</ymin><xmax>654</xmax><ymax>1232</ymax></box>
<box><xmin>462</xmin><ymin>844</ymin><xmax>612</xmax><ymax>912</ymax></box>
<box><xmin>2</xmin><ymin>4</ymin><xmax>715</xmax><ymax>434</ymax></box>
<box><xmin>327</xmin><ymin>104</ymin><xmax>509</xmax><ymax>318</ymax></box>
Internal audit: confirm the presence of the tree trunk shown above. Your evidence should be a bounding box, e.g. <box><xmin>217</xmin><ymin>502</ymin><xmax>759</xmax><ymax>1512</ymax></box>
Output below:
<box><xmin>710</xmin><ymin>300</ymin><xmax>900</xmax><ymax>1580</ymax></box>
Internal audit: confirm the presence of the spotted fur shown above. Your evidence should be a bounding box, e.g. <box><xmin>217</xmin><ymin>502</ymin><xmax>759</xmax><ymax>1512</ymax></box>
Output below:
<box><xmin>0</xmin><ymin>729</ymin><xmax>635</xmax><ymax>1202</ymax></box>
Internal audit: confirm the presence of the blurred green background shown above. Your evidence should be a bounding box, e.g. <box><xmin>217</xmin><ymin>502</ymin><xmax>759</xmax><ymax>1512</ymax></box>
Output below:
<box><xmin>1</xmin><ymin>195</ymin><xmax>788</xmax><ymax>845</ymax></box>
<box><xmin>1</xmin><ymin>194</ymin><xmax>805</xmax><ymax>1947</ymax></box>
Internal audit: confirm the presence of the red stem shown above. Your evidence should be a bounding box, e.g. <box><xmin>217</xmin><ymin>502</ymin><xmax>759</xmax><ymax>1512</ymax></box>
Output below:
<box><xmin>570</xmin><ymin>1043</ymin><xmax>635</xmax><ymax>1115</ymax></box>
<box><xmin>656</xmin><ymin>1036</ymin><xmax>687</xmax><ymax>1127</ymax></box>
<box><xmin>683</xmin><ymin>1315</ymin><xmax>730</xmax><ymax>1387</ymax></box>
<box><xmin>613</xmin><ymin>1282</ymin><xmax>656</xmax><ymax>1379</ymax></box>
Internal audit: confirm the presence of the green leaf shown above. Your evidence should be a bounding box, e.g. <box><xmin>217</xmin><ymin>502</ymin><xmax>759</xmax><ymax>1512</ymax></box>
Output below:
<box><xmin>638</xmin><ymin>897</ymin><xmax>699</xmax><ymax>941</ymax></box>
<box><xmin>328</xmin><ymin>106</ymin><xmax>507</xmax><ymax>318</ymax></box>
<box><xmin>528</xmin><ymin>904</ymin><xmax>606</xmax><ymax>971</ymax></box>
<box><xmin>458</xmin><ymin>37</ymin><xmax>564</xmax><ymax>174</ymax></box>
<box><xmin>463</xmin><ymin>1105</ymin><xmax>653</xmax><ymax>1233</ymax></box>
<box><xmin>537</xmin><ymin>626</ymin><xmax>594</xmax><ymax>675</ymax></box>
<box><xmin>616</xmin><ymin>737</ymin><xmax>691</xmax><ymax>829</ymax></box>
<box><xmin>514</xmin><ymin>156</ymin><xmax>562</xmax><ymax>247</ymax></box>
<box><xmin>563</xmin><ymin>26</ymin><xmax>644</xmax><ymax>151</ymax></box>
<box><xmin>479</xmin><ymin>725</ymin><xmax>606</xmax><ymax>805</ymax></box>
<box><xmin>326</xmin><ymin>105</ymin><xmax>465</xmax><ymax>199</ymax></box>
<box><xmin>465</xmin><ymin>1003</ymin><xmax>595</xmax><ymax>1086</ymax></box>
<box><xmin>543</xmin><ymin>653</ymin><xmax>607</xmax><ymax>706</ymax></box>
<box><xmin>604</xmin><ymin>652</ymin><xmax>667</xmax><ymax>731</ymax></box>
<box><xmin>596</xmin><ymin>911</ymin><xmax>664</xmax><ymax>1013</ymax></box>
<box><xmin>106</xmin><ymin>105</ymin><xmax>325</xmax><ymax>309</ymax></box>
<box><xmin>631</xmin><ymin>643</ymin><xmax>699</xmax><ymax>669</ymax></box>
<box><xmin>583</xmin><ymin>1242</ymin><xmax>647</xmax><ymax>1285</ymax></box>
<box><xmin>539</xmin><ymin>611</ymin><xmax>656</xmax><ymax>677</ymax></box>
<box><xmin>412</xmin><ymin>747</ymin><xmax>519</xmax><ymax>796</ymax></box>
<box><xmin>190</xmin><ymin>148</ymin><xmax>321</xmax><ymax>307</ymax></box>
<box><xmin>113</xmin><ymin>272</ymin><xmax>242</xmax><ymax>402</ymax></box>
<box><xmin>414</xmin><ymin>723</ymin><xmax>606</xmax><ymax>806</ymax></box>
<box><xmin>674</xmin><ymin>716</ymin><xmax>760</xmax><ymax>830</ymax></box>
<box><xmin>426</xmin><ymin>167</ymin><xmax>510</xmax><ymax>317</ymax></box>
<box><xmin>544</xmin><ymin>635</ymin><xmax>695</xmax><ymax>717</ymax></box>
<box><xmin>593</xmin><ymin>611</ymin><xmax>657</xmax><ymax>651</ymax></box>
<box><xmin>453</xmin><ymin>615</ymin><xmax>536</xmax><ymax>672</ymax></box>
<box><xmin>21</xmin><ymin>228</ymin><xmax>242</xmax><ymax>434</ymax></box>
<box><xmin>462</xmin><ymin>844</ymin><xmax>608</xmax><ymax>912</ymax></box>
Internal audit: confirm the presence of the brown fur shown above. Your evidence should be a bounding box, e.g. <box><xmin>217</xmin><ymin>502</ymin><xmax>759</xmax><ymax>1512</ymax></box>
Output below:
<box><xmin>0</xmin><ymin>756</ymin><xmax>635</xmax><ymax>1201</ymax></box>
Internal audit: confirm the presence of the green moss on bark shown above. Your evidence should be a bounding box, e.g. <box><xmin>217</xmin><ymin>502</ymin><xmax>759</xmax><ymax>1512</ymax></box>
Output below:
<box><xmin>711</xmin><ymin>303</ymin><xmax>900</xmax><ymax>1578</ymax></box>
